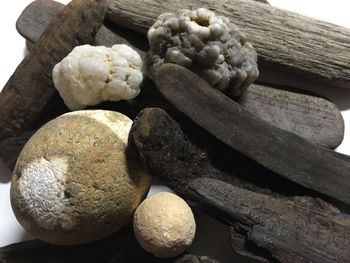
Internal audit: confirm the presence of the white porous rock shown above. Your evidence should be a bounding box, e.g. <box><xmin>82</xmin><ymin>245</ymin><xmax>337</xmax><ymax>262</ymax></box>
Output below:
<box><xmin>133</xmin><ymin>192</ymin><xmax>196</xmax><ymax>258</ymax></box>
<box><xmin>147</xmin><ymin>8</ymin><xmax>259</xmax><ymax>97</ymax></box>
<box><xmin>52</xmin><ymin>44</ymin><xmax>143</xmax><ymax>110</ymax></box>
<box><xmin>11</xmin><ymin>110</ymin><xmax>152</xmax><ymax>245</ymax></box>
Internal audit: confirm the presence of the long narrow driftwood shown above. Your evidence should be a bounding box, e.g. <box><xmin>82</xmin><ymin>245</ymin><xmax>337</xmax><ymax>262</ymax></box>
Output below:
<box><xmin>0</xmin><ymin>0</ymin><xmax>107</xmax><ymax>142</ymax></box>
<box><xmin>153</xmin><ymin>64</ymin><xmax>350</xmax><ymax>205</ymax></box>
<box><xmin>188</xmin><ymin>178</ymin><xmax>350</xmax><ymax>263</ymax></box>
<box><xmin>0</xmin><ymin>225</ymin><xmax>218</xmax><ymax>263</ymax></box>
<box><xmin>106</xmin><ymin>0</ymin><xmax>350</xmax><ymax>90</ymax></box>
<box><xmin>16</xmin><ymin>0</ymin><xmax>345</xmax><ymax>149</ymax></box>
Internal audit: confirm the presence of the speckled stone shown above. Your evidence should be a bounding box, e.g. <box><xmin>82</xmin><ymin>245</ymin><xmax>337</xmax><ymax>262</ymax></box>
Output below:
<box><xmin>133</xmin><ymin>192</ymin><xmax>196</xmax><ymax>258</ymax></box>
<box><xmin>10</xmin><ymin>110</ymin><xmax>152</xmax><ymax>245</ymax></box>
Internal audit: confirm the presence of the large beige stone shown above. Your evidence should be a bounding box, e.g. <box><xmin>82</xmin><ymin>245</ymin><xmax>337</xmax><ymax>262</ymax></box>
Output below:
<box><xmin>11</xmin><ymin>110</ymin><xmax>151</xmax><ymax>245</ymax></box>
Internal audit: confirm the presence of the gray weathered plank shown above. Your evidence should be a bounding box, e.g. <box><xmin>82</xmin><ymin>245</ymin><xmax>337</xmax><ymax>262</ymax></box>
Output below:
<box><xmin>240</xmin><ymin>85</ymin><xmax>344</xmax><ymax>148</ymax></box>
<box><xmin>106</xmin><ymin>0</ymin><xmax>350</xmax><ymax>90</ymax></box>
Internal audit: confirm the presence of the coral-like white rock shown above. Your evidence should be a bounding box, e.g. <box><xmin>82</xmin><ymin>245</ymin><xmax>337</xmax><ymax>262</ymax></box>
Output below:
<box><xmin>53</xmin><ymin>44</ymin><xmax>143</xmax><ymax>110</ymax></box>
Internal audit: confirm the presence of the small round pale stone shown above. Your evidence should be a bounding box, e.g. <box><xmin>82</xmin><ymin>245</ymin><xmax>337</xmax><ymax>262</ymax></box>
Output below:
<box><xmin>133</xmin><ymin>192</ymin><xmax>196</xmax><ymax>258</ymax></box>
<box><xmin>11</xmin><ymin>110</ymin><xmax>151</xmax><ymax>245</ymax></box>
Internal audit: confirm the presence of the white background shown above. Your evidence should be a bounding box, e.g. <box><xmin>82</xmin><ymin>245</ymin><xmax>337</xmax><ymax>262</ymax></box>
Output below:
<box><xmin>0</xmin><ymin>1</ymin><xmax>349</xmax><ymax>262</ymax></box>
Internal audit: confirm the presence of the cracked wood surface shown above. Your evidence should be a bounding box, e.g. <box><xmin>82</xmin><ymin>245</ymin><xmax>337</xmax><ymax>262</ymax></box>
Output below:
<box><xmin>188</xmin><ymin>178</ymin><xmax>350</xmax><ymax>263</ymax></box>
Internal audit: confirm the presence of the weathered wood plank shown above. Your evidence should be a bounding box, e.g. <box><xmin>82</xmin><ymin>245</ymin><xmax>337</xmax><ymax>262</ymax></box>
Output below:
<box><xmin>240</xmin><ymin>85</ymin><xmax>344</xmax><ymax>148</ymax></box>
<box><xmin>153</xmin><ymin>64</ymin><xmax>350</xmax><ymax>205</ymax></box>
<box><xmin>0</xmin><ymin>0</ymin><xmax>107</xmax><ymax>142</ymax></box>
<box><xmin>16</xmin><ymin>0</ymin><xmax>345</xmax><ymax>149</ymax></box>
<box><xmin>0</xmin><ymin>225</ymin><xmax>218</xmax><ymax>263</ymax></box>
<box><xmin>106</xmin><ymin>0</ymin><xmax>350</xmax><ymax>90</ymax></box>
<box><xmin>188</xmin><ymin>178</ymin><xmax>350</xmax><ymax>263</ymax></box>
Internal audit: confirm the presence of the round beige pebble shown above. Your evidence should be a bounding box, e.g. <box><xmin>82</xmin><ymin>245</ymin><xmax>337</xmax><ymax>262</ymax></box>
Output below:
<box><xmin>11</xmin><ymin>110</ymin><xmax>151</xmax><ymax>245</ymax></box>
<box><xmin>133</xmin><ymin>192</ymin><xmax>196</xmax><ymax>258</ymax></box>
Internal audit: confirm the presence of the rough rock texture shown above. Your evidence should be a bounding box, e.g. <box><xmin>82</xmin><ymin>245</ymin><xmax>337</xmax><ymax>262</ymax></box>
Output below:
<box><xmin>147</xmin><ymin>8</ymin><xmax>258</xmax><ymax>97</ymax></box>
<box><xmin>11</xmin><ymin>110</ymin><xmax>151</xmax><ymax>245</ymax></box>
<box><xmin>134</xmin><ymin>192</ymin><xmax>196</xmax><ymax>258</ymax></box>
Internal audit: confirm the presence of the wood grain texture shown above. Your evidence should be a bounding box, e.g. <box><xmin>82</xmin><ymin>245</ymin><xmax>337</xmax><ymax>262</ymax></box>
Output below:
<box><xmin>0</xmin><ymin>0</ymin><xmax>107</xmax><ymax>142</ymax></box>
<box><xmin>16</xmin><ymin>0</ymin><xmax>345</xmax><ymax>149</ymax></box>
<box><xmin>0</xmin><ymin>225</ymin><xmax>218</xmax><ymax>263</ymax></box>
<box><xmin>106</xmin><ymin>0</ymin><xmax>350</xmax><ymax>90</ymax></box>
<box><xmin>188</xmin><ymin>178</ymin><xmax>350</xmax><ymax>263</ymax></box>
<box><xmin>240</xmin><ymin>85</ymin><xmax>344</xmax><ymax>148</ymax></box>
<box><xmin>153</xmin><ymin>64</ymin><xmax>350</xmax><ymax>205</ymax></box>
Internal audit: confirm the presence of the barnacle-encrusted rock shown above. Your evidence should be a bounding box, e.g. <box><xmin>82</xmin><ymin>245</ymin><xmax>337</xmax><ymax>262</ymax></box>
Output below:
<box><xmin>147</xmin><ymin>8</ymin><xmax>259</xmax><ymax>96</ymax></box>
<box><xmin>10</xmin><ymin>110</ymin><xmax>151</xmax><ymax>245</ymax></box>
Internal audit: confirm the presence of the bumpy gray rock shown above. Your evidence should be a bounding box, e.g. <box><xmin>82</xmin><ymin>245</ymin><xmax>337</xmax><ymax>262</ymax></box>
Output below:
<box><xmin>147</xmin><ymin>8</ymin><xmax>259</xmax><ymax>97</ymax></box>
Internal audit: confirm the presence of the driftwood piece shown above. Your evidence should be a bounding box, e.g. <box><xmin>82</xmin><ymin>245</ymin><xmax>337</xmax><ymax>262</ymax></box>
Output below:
<box><xmin>153</xmin><ymin>64</ymin><xmax>350</xmax><ymax>205</ymax></box>
<box><xmin>106</xmin><ymin>0</ymin><xmax>350</xmax><ymax>90</ymax></box>
<box><xmin>0</xmin><ymin>0</ymin><xmax>107</xmax><ymax>142</ymax></box>
<box><xmin>0</xmin><ymin>225</ymin><xmax>218</xmax><ymax>263</ymax></box>
<box><xmin>239</xmin><ymin>85</ymin><xmax>344</xmax><ymax>148</ymax></box>
<box><xmin>128</xmin><ymin>107</ymin><xmax>320</xmax><ymax>197</ymax></box>
<box><xmin>16</xmin><ymin>0</ymin><xmax>345</xmax><ymax>149</ymax></box>
<box><xmin>188</xmin><ymin>178</ymin><xmax>350</xmax><ymax>263</ymax></box>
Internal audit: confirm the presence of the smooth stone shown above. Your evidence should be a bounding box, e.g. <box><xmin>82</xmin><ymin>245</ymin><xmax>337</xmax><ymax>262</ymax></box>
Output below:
<box><xmin>11</xmin><ymin>110</ymin><xmax>151</xmax><ymax>245</ymax></box>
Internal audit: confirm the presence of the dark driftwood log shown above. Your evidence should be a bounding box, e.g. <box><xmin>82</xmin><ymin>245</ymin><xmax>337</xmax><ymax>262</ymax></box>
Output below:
<box><xmin>153</xmin><ymin>64</ymin><xmax>350</xmax><ymax>205</ymax></box>
<box><xmin>0</xmin><ymin>225</ymin><xmax>218</xmax><ymax>263</ymax></box>
<box><xmin>0</xmin><ymin>0</ymin><xmax>107</xmax><ymax>142</ymax></box>
<box><xmin>106</xmin><ymin>0</ymin><xmax>350</xmax><ymax>90</ymax></box>
<box><xmin>188</xmin><ymin>178</ymin><xmax>350</xmax><ymax>263</ymax></box>
<box><xmin>128</xmin><ymin>107</ymin><xmax>322</xmax><ymax>197</ymax></box>
<box><xmin>16</xmin><ymin>0</ymin><xmax>345</xmax><ymax>149</ymax></box>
